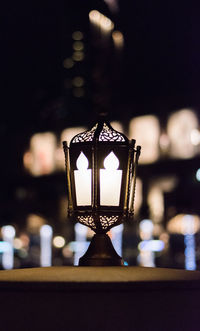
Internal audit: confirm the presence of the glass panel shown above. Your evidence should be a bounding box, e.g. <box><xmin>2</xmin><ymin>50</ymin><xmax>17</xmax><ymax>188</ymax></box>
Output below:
<box><xmin>74</xmin><ymin>152</ymin><xmax>91</xmax><ymax>206</ymax></box>
<box><xmin>100</xmin><ymin>152</ymin><xmax>122</xmax><ymax>206</ymax></box>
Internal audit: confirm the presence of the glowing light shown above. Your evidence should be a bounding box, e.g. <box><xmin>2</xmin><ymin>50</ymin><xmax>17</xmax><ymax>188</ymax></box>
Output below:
<box><xmin>139</xmin><ymin>219</ymin><xmax>154</xmax><ymax>240</ymax></box>
<box><xmin>129</xmin><ymin>115</ymin><xmax>160</xmax><ymax>164</ymax></box>
<box><xmin>53</xmin><ymin>236</ymin><xmax>66</xmax><ymax>248</ymax></box>
<box><xmin>191</xmin><ymin>129</ymin><xmax>200</xmax><ymax>146</ymax></box>
<box><xmin>72</xmin><ymin>51</ymin><xmax>84</xmax><ymax>61</ymax></box>
<box><xmin>40</xmin><ymin>225</ymin><xmax>53</xmax><ymax>267</ymax></box>
<box><xmin>24</xmin><ymin>132</ymin><xmax>57</xmax><ymax>176</ymax></box>
<box><xmin>167</xmin><ymin>214</ymin><xmax>200</xmax><ymax>235</ymax></box>
<box><xmin>73</xmin><ymin>41</ymin><xmax>84</xmax><ymax>51</ymax></box>
<box><xmin>72</xmin><ymin>31</ymin><xmax>83</xmax><ymax>40</ymax></box>
<box><xmin>138</xmin><ymin>240</ymin><xmax>165</xmax><ymax>252</ymax></box>
<box><xmin>72</xmin><ymin>76</ymin><xmax>84</xmax><ymax>87</ymax></box>
<box><xmin>75</xmin><ymin>152</ymin><xmax>91</xmax><ymax>206</ymax></box>
<box><xmin>76</xmin><ymin>152</ymin><xmax>89</xmax><ymax>170</ymax></box>
<box><xmin>89</xmin><ymin>10</ymin><xmax>114</xmax><ymax>32</ymax></box>
<box><xmin>100</xmin><ymin>152</ymin><xmax>122</xmax><ymax>206</ymax></box>
<box><xmin>63</xmin><ymin>58</ymin><xmax>74</xmax><ymax>69</ymax></box>
<box><xmin>182</xmin><ymin>215</ymin><xmax>196</xmax><ymax>270</ymax></box>
<box><xmin>138</xmin><ymin>219</ymin><xmax>155</xmax><ymax>267</ymax></box>
<box><xmin>196</xmin><ymin>169</ymin><xmax>200</xmax><ymax>181</ymax></box>
<box><xmin>167</xmin><ymin>109</ymin><xmax>198</xmax><ymax>159</ymax></box>
<box><xmin>89</xmin><ymin>10</ymin><xmax>101</xmax><ymax>23</ymax></box>
<box><xmin>1</xmin><ymin>225</ymin><xmax>15</xmax><ymax>270</ymax></box>
<box><xmin>112</xmin><ymin>31</ymin><xmax>124</xmax><ymax>48</ymax></box>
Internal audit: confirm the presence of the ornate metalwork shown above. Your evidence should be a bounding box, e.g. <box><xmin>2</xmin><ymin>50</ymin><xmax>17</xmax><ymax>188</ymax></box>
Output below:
<box><xmin>77</xmin><ymin>215</ymin><xmax>97</xmax><ymax>230</ymax></box>
<box><xmin>99</xmin><ymin>123</ymin><xmax>125</xmax><ymax>142</ymax></box>
<box><xmin>71</xmin><ymin>124</ymin><xmax>97</xmax><ymax>143</ymax></box>
<box><xmin>100</xmin><ymin>215</ymin><xmax>119</xmax><ymax>230</ymax></box>
<box><xmin>63</xmin><ymin>115</ymin><xmax>141</xmax><ymax>265</ymax></box>
<box><xmin>71</xmin><ymin>122</ymin><xmax>125</xmax><ymax>143</ymax></box>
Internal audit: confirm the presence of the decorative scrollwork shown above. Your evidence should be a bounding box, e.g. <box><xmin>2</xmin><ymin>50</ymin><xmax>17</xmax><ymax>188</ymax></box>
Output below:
<box><xmin>71</xmin><ymin>125</ymin><xmax>97</xmax><ymax>143</ymax></box>
<box><xmin>71</xmin><ymin>123</ymin><xmax>125</xmax><ymax>143</ymax></box>
<box><xmin>100</xmin><ymin>215</ymin><xmax>119</xmax><ymax>230</ymax></box>
<box><xmin>99</xmin><ymin>124</ymin><xmax>125</xmax><ymax>142</ymax></box>
<box><xmin>77</xmin><ymin>215</ymin><xmax>96</xmax><ymax>230</ymax></box>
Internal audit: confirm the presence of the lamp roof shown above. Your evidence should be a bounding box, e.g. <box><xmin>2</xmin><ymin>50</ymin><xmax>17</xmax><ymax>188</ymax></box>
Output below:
<box><xmin>70</xmin><ymin>118</ymin><xmax>129</xmax><ymax>145</ymax></box>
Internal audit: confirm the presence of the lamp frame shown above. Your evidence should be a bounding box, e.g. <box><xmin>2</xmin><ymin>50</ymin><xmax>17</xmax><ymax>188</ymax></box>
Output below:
<box><xmin>63</xmin><ymin>117</ymin><xmax>141</xmax><ymax>265</ymax></box>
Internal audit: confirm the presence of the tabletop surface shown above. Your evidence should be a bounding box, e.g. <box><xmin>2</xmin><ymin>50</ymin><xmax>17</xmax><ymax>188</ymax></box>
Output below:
<box><xmin>0</xmin><ymin>266</ymin><xmax>199</xmax><ymax>285</ymax></box>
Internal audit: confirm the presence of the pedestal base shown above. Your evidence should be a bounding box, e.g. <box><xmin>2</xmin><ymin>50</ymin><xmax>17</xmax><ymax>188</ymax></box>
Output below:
<box><xmin>79</xmin><ymin>233</ymin><xmax>124</xmax><ymax>266</ymax></box>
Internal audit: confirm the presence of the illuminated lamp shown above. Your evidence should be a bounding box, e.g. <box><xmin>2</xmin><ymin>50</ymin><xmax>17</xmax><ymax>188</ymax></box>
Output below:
<box><xmin>63</xmin><ymin>115</ymin><xmax>141</xmax><ymax>266</ymax></box>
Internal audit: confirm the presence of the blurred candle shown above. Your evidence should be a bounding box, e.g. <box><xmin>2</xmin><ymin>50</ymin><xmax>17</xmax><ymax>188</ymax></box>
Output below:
<box><xmin>2</xmin><ymin>225</ymin><xmax>15</xmax><ymax>270</ymax></box>
<box><xmin>40</xmin><ymin>225</ymin><xmax>53</xmax><ymax>267</ymax></box>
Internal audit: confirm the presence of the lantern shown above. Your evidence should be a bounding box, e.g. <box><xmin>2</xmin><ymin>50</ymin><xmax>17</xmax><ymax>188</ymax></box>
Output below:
<box><xmin>63</xmin><ymin>115</ymin><xmax>141</xmax><ymax>265</ymax></box>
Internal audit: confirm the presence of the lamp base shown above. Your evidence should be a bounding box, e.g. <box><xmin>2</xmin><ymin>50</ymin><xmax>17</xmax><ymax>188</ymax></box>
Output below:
<box><xmin>79</xmin><ymin>233</ymin><xmax>124</xmax><ymax>266</ymax></box>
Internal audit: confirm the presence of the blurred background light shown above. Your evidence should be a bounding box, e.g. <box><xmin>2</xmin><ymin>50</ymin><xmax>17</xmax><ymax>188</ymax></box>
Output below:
<box><xmin>112</xmin><ymin>30</ymin><xmax>124</xmax><ymax>49</ymax></box>
<box><xmin>167</xmin><ymin>109</ymin><xmax>198</xmax><ymax>159</ymax></box>
<box><xmin>129</xmin><ymin>115</ymin><xmax>160</xmax><ymax>164</ymax></box>
<box><xmin>53</xmin><ymin>236</ymin><xmax>66</xmax><ymax>248</ymax></box>
<box><xmin>72</xmin><ymin>31</ymin><xmax>83</xmax><ymax>41</ymax></box>
<box><xmin>24</xmin><ymin>132</ymin><xmax>57</xmax><ymax>176</ymax></box>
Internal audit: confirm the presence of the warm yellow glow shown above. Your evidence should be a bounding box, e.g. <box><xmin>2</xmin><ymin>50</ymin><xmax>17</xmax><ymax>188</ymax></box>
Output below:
<box><xmin>63</xmin><ymin>58</ymin><xmax>74</xmax><ymax>69</ymax></box>
<box><xmin>72</xmin><ymin>51</ymin><xmax>84</xmax><ymax>61</ymax></box>
<box><xmin>72</xmin><ymin>31</ymin><xmax>83</xmax><ymax>40</ymax></box>
<box><xmin>75</xmin><ymin>152</ymin><xmax>91</xmax><ymax>206</ymax></box>
<box><xmin>89</xmin><ymin>10</ymin><xmax>114</xmax><ymax>32</ymax></box>
<box><xmin>167</xmin><ymin>109</ymin><xmax>198</xmax><ymax>159</ymax></box>
<box><xmin>24</xmin><ymin>132</ymin><xmax>57</xmax><ymax>176</ymax></box>
<box><xmin>73</xmin><ymin>41</ymin><xmax>84</xmax><ymax>51</ymax></box>
<box><xmin>89</xmin><ymin>10</ymin><xmax>101</xmax><ymax>23</ymax></box>
<box><xmin>53</xmin><ymin>236</ymin><xmax>66</xmax><ymax>248</ymax></box>
<box><xmin>112</xmin><ymin>30</ymin><xmax>124</xmax><ymax>48</ymax></box>
<box><xmin>167</xmin><ymin>214</ymin><xmax>200</xmax><ymax>235</ymax></box>
<box><xmin>72</xmin><ymin>76</ymin><xmax>84</xmax><ymax>87</ymax></box>
<box><xmin>129</xmin><ymin>115</ymin><xmax>160</xmax><ymax>164</ymax></box>
<box><xmin>100</xmin><ymin>152</ymin><xmax>122</xmax><ymax>206</ymax></box>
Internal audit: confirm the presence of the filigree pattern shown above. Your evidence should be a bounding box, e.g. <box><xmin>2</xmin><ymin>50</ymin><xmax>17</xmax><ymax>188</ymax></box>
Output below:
<box><xmin>71</xmin><ymin>123</ymin><xmax>125</xmax><ymax>143</ymax></box>
<box><xmin>99</xmin><ymin>124</ymin><xmax>125</xmax><ymax>142</ymax></box>
<box><xmin>100</xmin><ymin>215</ymin><xmax>119</xmax><ymax>230</ymax></box>
<box><xmin>77</xmin><ymin>215</ymin><xmax>96</xmax><ymax>230</ymax></box>
<box><xmin>71</xmin><ymin>125</ymin><xmax>97</xmax><ymax>143</ymax></box>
